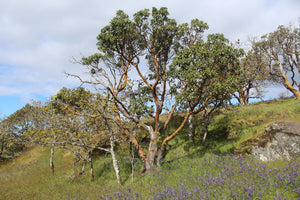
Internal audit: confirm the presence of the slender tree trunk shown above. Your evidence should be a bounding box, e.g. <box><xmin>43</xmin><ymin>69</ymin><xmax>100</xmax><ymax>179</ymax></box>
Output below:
<box><xmin>235</xmin><ymin>90</ymin><xmax>244</xmax><ymax>106</ymax></box>
<box><xmin>103</xmin><ymin>116</ymin><xmax>122</xmax><ymax>185</ymax></box>
<box><xmin>202</xmin><ymin>119</ymin><xmax>209</xmax><ymax>144</ymax></box>
<box><xmin>110</xmin><ymin>141</ymin><xmax>122</xmax><ymax>185</ymax></box>
<box><xmin>202</xmin><ymin>109</ymin><xmax>211</xmax><ymax>144</ymax></box>
<box><xmin>88</xmin><ymin>150</ymin><xmax>94</xmax><ymax>182</ymax></box>
<box><xmin>50</xmin><ymin>145</ymin><xmax>54</xmax><ymax>174</ymax></box>
<box><xmin>0</xmin><ymin>140</ymin><xmax>4</xmax><ymax>158</ymax></box>
<box><xmin>80</xmin><ymin>160</ymin><xmax>86</xmax><ymax>175</ymax></box>
<box><xmin>244</xmin><ymin>81</ymin><xmax>252</xmax><ymax>105</ymax></box>
<box><xmin>188</xmin><ymin>114</ymin><xmax>193</xmax><ymax>142</ymax></box>
<box><xmin>239</xmin><ymin>97</ymin><xmax>244</xmax><ymax>106</ymax></box>
<box><xmin>130</xmin><ymin>123</ymin><xmax>138</xmax><ymax>183</ymax></box>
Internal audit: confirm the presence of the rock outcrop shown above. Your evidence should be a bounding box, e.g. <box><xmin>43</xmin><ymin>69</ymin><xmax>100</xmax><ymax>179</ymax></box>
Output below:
<box><xmin>251</xmin><ymin>122</ymin><xmax>300</xmax><ymax>161</ymax></box>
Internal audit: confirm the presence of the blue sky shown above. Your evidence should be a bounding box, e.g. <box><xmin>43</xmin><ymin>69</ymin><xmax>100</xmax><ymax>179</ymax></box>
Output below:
<box><xmin>0</xmin><ymin>0</ymin><xmax>299</xmax><ymax>117</ymax></box>
<box><xmin>0</xmin><ymin>96</ymin><xmax>22</xmax><ymax>116</ymax></box>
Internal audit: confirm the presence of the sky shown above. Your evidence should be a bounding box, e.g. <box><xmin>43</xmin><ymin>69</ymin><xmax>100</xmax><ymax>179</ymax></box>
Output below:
<box><xmin>0</xmin><ymin>0</ymin><xmax>299</xmax><ymax>117</ymax></box>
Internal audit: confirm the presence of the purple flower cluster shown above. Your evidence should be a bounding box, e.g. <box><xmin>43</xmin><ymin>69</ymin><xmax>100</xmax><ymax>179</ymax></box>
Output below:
<box><xmin>1</xmin><ymin>154</ymin><xmax>298</xmax><ymax>199</ymax></box>
<box><xmin>96</xmin><ymin>154</ymin><xmax>299</xmax><ymax>200</ymax></box>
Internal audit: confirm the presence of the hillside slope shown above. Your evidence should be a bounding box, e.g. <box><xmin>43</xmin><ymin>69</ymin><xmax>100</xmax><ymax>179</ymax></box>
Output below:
<box><xmin>0</xmin><ymin>98</ymin><xmax>299</xmax><ymax>199</ymax></box>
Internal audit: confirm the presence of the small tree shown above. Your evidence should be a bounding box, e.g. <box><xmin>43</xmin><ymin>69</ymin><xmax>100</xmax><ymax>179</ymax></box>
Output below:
<box><xmin>0</xmin><ymin>118</ymin><xmax>13</xmax><ymax>158</ymax></box>
<box><xmin>1</xmin><ymin>105</ymin><xmax>33</xmax><ymax>157</ymax></box>
<box><xmin>252</xmin><ymin>25</ymin><xmax>300</xmax><ymax>99</ymax></box>
<box><xmin>233</xmin><ymin>49</ymin><xmax>266</xmax><ymax>105</ymax></box>
<box><xmin>53</xmin><ymin>87</ymin><xmax>123</xmax><ymax>184</ymax></box>
<box><xmin>24</xmin><ymin>101</ymin><xmax>69</xmax><ymax>174</ymax></box>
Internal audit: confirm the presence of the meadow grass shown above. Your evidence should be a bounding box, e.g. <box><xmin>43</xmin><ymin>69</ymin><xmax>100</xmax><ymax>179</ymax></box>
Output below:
<box><xmin>1</xmin><ymin>148</ymin><xmax>298</xmax><ymax>199</ymax></box>
<box><xmin>0</xmin><ymin>98</ymin><xmax>299</xmax><ymax>199</ymax></box>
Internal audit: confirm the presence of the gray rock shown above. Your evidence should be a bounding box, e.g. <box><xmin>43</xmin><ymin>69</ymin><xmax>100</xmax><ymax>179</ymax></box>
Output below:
<box><xmin>251</xmin><ymin>122</ymin><xmax>300</xmax><ymax>161</ymax></box>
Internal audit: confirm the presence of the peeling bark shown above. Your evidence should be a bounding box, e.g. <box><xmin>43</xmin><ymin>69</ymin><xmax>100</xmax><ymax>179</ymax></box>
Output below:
<box><xmin>110</xmin><ymin>142</ymin><xmax>122</xmax><ymax>185</ymax></box>
<box><xmin>145</xmin><ymin>127</ymin><xmax>157</xmax><ymax>171</ymax></box>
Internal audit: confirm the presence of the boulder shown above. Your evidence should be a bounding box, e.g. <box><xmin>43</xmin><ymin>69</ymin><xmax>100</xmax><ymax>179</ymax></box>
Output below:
<box><xmin>251</xmin><ymin>122</ymin><xmax>300</xmax><ymax>161</ymax></box>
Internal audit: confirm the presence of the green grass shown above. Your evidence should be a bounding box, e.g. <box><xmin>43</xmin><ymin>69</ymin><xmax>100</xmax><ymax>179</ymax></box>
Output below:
<box><xmin>0</xmin><ymin>98</ymin><xmax>299</xmax><ymax>199</ymax></box>
<box><xmin>1</xmin><ymin>148</ymin><xmax>298</xmax><ymax>199</ymax></box>
<box><xmin>195</xmin><ymin>97</ymin><xmax>300</xmax><ymax>155</ymax></box>
<box><xmin>0</xmin><ymin>146</ymin><xmax>74</xmax><ymax>200</ymax></box>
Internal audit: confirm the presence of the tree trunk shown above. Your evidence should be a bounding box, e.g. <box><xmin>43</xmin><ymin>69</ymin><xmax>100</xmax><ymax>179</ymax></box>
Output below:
<box><xmin>188</xmin><ymin>114</ymin><xmax>193</xmax><ymax>142</ymax></box>
<box><xmin>0</xmin><ymin>140</ymin><xmax>4</xmax><ymax>158</ymax></box>
<box><xmin>88</xmin><ymin>150</ymin><xmax>94</xmax><ymax>182</ymax></box>
<box><xmin>110</xmin><ymin>141</ymin><xmax>122</xmax><ymax>185</ymax></box>
<box><xmin>202</xmin><ymin>119</ymin><xmax>209</xmax><ymax>144</ymax></box>
<box><xmin>244</xmin><ymin>81</ymin><xmax>252</xmax><ymax>105</ymax></box>
<box><xmin>80</xmin><ymin>160</ymin><xmax>86</xmax><ymax>175</ymax></box>
<box><xmin>235</xmin><ymin>90</ymin><xmax>244</xmax><ymax>106</ymax></box>
<box><xmin>282</xmin><ymin>76</ymin><xmax>300</xmax><ymax>99</ymax></box>
<box><xmin>201</xmin><ymin>109</ymin><xmax>210</xmax><ymax>144</ymax></box>
<box><xmin>277</xmin><ymin>62</ymin><xmax>300</xmax><ymax>99</ymax></box>
<box><xmin>239</xmin><ymin>97</ymin><xmax>244</xmax><ymax>106</ymax></box>
<box><xmin>130</xmin><ymin>123</ymin><xmax>138</xmax><ymax>183</ymax></box>
<box><xmin>144</xmin><ymin>127</ymin><xmax>157</xmax><ymax>172</ymax></box>
<box><xmin>50</xmin><ymin>145</ymin><xmax>54</xmax><ymax>174</ymax></box>
<box><xmin>103</xmin><ymin>115</ymin><xmax>122</xmax><ymax>185</ymax></box>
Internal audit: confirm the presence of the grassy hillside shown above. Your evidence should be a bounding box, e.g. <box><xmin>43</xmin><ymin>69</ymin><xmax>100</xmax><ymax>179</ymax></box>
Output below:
<box><xmin>0</xmin><ymin>98</ymin><xmax>299</xmax><ymax>199</ymax></box>
<box><xmin>156</xmin><ymin>97</ymin><xmax>300</xmax><ymax>162</ymax></box>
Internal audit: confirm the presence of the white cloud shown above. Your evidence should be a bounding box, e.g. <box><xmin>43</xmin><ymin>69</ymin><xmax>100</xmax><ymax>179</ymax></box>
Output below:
<box><xmin>0</xmin><ymin>85</ymin><xmax>21</xmax><ymax>96</ymax></box>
